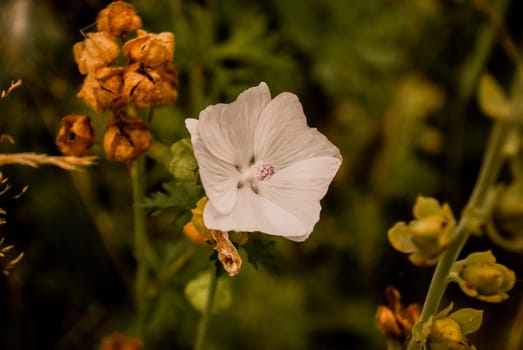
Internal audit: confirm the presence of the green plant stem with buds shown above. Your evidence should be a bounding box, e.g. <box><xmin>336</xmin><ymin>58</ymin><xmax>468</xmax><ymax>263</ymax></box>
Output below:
<box><xmin>407</xmin><ymin>120</ymin><xmax>510</xmax><ymax>350</ymax></box>
<box><xmin>132</xmin><ymin>156</ymin><xmax>149</xmax><ymax>339</ymax></box>
<box><xmin>194</xmin><ymin>269</ymin><xmax>219</xmax><ymax>350</ymax></box>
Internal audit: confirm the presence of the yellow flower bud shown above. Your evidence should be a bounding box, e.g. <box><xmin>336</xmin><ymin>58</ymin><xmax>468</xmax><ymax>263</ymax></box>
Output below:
<box><xmin>388</xmin><ymin>196</ymin><xmax>455</xmax><ymax>266</ymax></box>
<box><xmin>450</xmin><ymin>250</ymin><xmax>515</xmax><ymax>302</ymax></box>
<box><xmin>419</xmin><ymin>304</ymin><xmax>482</xmax><ymax>350</ymax></box>
<box><xmin>428</xmin><ymin>318</ymin><xmax>470</xmax><ymax>350</ymax></box>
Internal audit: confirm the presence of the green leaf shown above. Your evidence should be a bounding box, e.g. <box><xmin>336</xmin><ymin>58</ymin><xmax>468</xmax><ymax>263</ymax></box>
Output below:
<box><xmin>449</xmin><ymin>308</ymin><xmax>483</xmax><ymax>335</ymax></box>
<box><xmin>143</xmin><ymin>180</ymin><xmax>203</xmax><ymax>215</ymax></box>
<box><xmin>184</xmin><ymin>270</ymin><xmax>232</xmax><ymax>314</ymax></box>
<box><xmin>242</xmin><ymin>235</ymin><xmax>281</xmax><ymax>276</ymax></box>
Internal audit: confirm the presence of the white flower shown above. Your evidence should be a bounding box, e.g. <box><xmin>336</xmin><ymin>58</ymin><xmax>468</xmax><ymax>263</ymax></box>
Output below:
<box><xmin>185</xmin><ymin>82</ymin><xmax>342</xmax><ymax>242</ymax></box>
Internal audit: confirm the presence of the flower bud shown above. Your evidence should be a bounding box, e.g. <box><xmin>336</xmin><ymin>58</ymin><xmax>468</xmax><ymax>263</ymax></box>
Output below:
<box><xmin>73</xmin><ymin>32</ymin><xmax>119</xmax><ymax>75</ymax></box>
<box><xmin>121</xmin><ymin>63</ymin><xmax>162</xmax><ymax>108</ymax></box>
<box><xmin>97</xmin><ymin>1</ymin><xmax>142</xmax><ymax>37</ymax></box>
<box><xmin>123</xmin><ymin>30</ymin><xmax>175</xmax><ymax>68</ymax></box>
<box><xmin>183</xmin><ymin>197</ymin><xmax>211</xmax><ymax>245</ymax></box>
<box><xmin>493</xmin><ymin>181</ymin><xmax>523</xmax><ymax>241</ymax></box>
<box><xmin>103</xmin><ymin>114</ymin><xmax>151</xmax><ymax>162</ymax></box>
<box><xmin>77</xmin><ymin>67</ymin><xmax>125</xmax><ymax>113</ymax></box>
<box><xmin>388</xmin><ymin>196</ymin><xmax>455</xmax><ymax>266</ymax></box>
<box><xmin>449</xmin><ymin>250</ymin><xmax>515</xmax><ymax>302</ymax></box>
<box><xmin>418</xmin><ymin>304</ymin><xmax>482</xmax><ymax>350</ymax></box>
<box><xmin>169</xmin><ymin>139</ymin><xmax>197</xmax><ymax>181</ymax></box>
<box><xmin>55</xmin><ymin>114</ymin><xmax>95</xmax><ymax>156</ymax></box>
<box><xmin>427</xmin><ymin>318</ymin><xmax>471</xmax><ymax>350</ymax></box>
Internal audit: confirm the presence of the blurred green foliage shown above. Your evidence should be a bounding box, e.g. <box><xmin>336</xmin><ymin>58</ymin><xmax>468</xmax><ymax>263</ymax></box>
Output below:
<box><xmin>0</xmin><ymin>0</ymin><xmax>522</xmax><ymax>349</ymax></box>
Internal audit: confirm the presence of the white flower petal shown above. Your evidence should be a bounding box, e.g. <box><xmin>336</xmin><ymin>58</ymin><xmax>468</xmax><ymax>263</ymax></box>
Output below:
<box><xmin>198</xmin><ymin>82</ymin><xmax>271</xmax><ymax>166</ymax></box>
<box><xmin>254</xmin><ymin>92</ymin><xmax>341</xmax><ymax>169</ymax></box>
<box><xmin>185</xmin><ymin>118</ymin><xmax>200</xmax><ymax>143</ymax></box>
<box><xmin>189</xmin><ymin>127</ymin><xmax>239</xmax><ymax>215</ymax></box>
<box><xmin>258</xmin><ymin>156</ymin><xmax>342</xmax><ymax>237</ymax></box>
<box><xmin>203</xmin><ymin>188</ymin><xmax>309</xmax><ymax>241</ymax></box>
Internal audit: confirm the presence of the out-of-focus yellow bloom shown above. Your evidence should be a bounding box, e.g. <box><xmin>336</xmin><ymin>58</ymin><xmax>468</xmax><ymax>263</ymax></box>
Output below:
<box><xmin>419</xmin><ymin>304</ymin><xmax>482</xmax><ymax>350</ymax></box>
<box><xmin>449</xmin><ymin>250</ymin><xmax>515</xmax><ymax>303</ymax></box>
<box><xmin>388</xmin><ymin>196</ymin><xmax>455</xmax><ymax>266</ymax></box>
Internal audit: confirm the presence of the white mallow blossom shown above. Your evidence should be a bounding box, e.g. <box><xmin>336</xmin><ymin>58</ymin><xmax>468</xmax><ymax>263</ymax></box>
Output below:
<box><xmin>185</xmin><ymin>82</ymin><xmax>342</xmax><ymax>242</ymax></box>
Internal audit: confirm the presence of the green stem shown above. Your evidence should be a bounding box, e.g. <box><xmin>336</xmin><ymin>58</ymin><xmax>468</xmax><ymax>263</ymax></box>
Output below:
<box><xmin>194</xmin><ymin>269</ymin><xmax>219</xmax><ymax>350</ymax></box>
<box><xmin>132</xmin><ymin>156</ymin><xmax>148</xmax><ymax>339</ymax></box>
<box><xmin>407</xmin><ymin>121</ymin><xmax>509</xmax><ymax>350</ymax></box>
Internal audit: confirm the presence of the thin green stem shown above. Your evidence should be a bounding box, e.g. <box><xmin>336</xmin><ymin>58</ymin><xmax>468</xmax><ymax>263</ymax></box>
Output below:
<box><xmin>407</xmin><ymin>121</ymin><xmax>509</xmax><ymax>350</ymax></box>
<box><xmin>131</xmin><ymin>156</ymin><xmax>148</xmax><ymax>339</ymax></box>
<box><xmin>194</xmin><ymin>269</ymin><xmax>219</xmax><ymax>350</ymax></box>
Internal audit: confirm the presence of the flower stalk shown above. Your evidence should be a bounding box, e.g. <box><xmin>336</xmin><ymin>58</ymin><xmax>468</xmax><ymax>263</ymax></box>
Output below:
<box><xmin>131</xmin><ymin>155</ymin><xmax>148</xmax><ymax>338</ymax></box>
<box><xmin>194</xmin><ymin>268</ymin><xmax>218</xmax><ymax>350</ymax></box>
<box><xmin>407</xmin><ymin>120</ymin><xmax>510</xmax><ymax>350</ymax></box>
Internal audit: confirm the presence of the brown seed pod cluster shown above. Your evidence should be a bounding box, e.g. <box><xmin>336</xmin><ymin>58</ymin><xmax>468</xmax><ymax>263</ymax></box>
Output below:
<box><xmin>57</xmin><ymin>1</ymin><xmax>178</xmax><ymax>162</ymax></box>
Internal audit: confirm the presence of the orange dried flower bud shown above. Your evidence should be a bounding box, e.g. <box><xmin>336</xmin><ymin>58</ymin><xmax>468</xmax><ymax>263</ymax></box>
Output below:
<box><xmin>103</xmin><ymin>114</ymin><xmax>151</xmax><ymax>162</ymax></box>
<box><xmin>123</xmin><ymin>30</ymin><xmax>174</xmax><ymax>68</ymax></box>
<box><xmin>99</xmin><ymin>333</ymin><xmax>143</xmax><ymax>350</ymax></box>
<box><xmin>77</xmin><ymin>67</ymin><xmax>125</xmax><ymax>113</ymax></box>
<box><xmin>376</xmin><ymin>286</ymin><xmax>420</xmax><ymax>344</ymax></box>
<box><xmin>97</xmin><ymin>1</ymin><xmax>142</xmax><ymax>37</ymax></box>
<box><xmin>73</xmin><ymin>32</ymin><xmax>119</xmax><ymax>75</ymax></box>
<box><xmin>55</xmin><ymin>114</ymin><xmax>95</xmax><ymax>156</ymax></box>
<box><xmin>121</xmin><ymin>63</ymin><xmax>162</xmax><ymax>108</ymax></box>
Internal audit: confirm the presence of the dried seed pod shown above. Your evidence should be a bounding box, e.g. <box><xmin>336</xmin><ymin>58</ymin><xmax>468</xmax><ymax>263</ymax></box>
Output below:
<box><xmin>103</xmin><ymin>114</ymin><xmax>151</xmax><ymax>162</ymax></box>
<box><xmin>154</xmin><ymin>62</ymin><xmax>178</xmax><ymax>106</ymax></box>
<box><xmin>97</xmin><ymin>1</ymin><xmax>142</xmax><ymax>37</ymax></box>
<box><xmin>77</xmin><ymin>67</ymin><xmax>125</xmax><ymax>113</ymax></box>
<box><xmin>123</xmin><ymin>30</ymin><xmax>174</xmax><ymax>68</ymax></box>
<box><xmin>121</xmin><ymin>63</ymin><xmax>162</xmax><ymax>107</ymax></box>
<box><xmin>55</xmin><ymin>114</ymin><xmax>95</xmax><ymax>156</ymax></box>
<box><xmin>73</xmin><ymin>32</ymin><xmax>119</xmax><ymax>75</ymax></box>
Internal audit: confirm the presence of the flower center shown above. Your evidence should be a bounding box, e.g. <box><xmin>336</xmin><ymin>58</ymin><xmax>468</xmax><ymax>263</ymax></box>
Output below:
<box><xmin>253</xmin><ymin>161</ymin><xmax>274</xmax><ymax>181</ymax></box>
<box><xmin>237</xmin><ymin>161</ymin><xmax>274</xmax><ymax>194</ymax></box>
